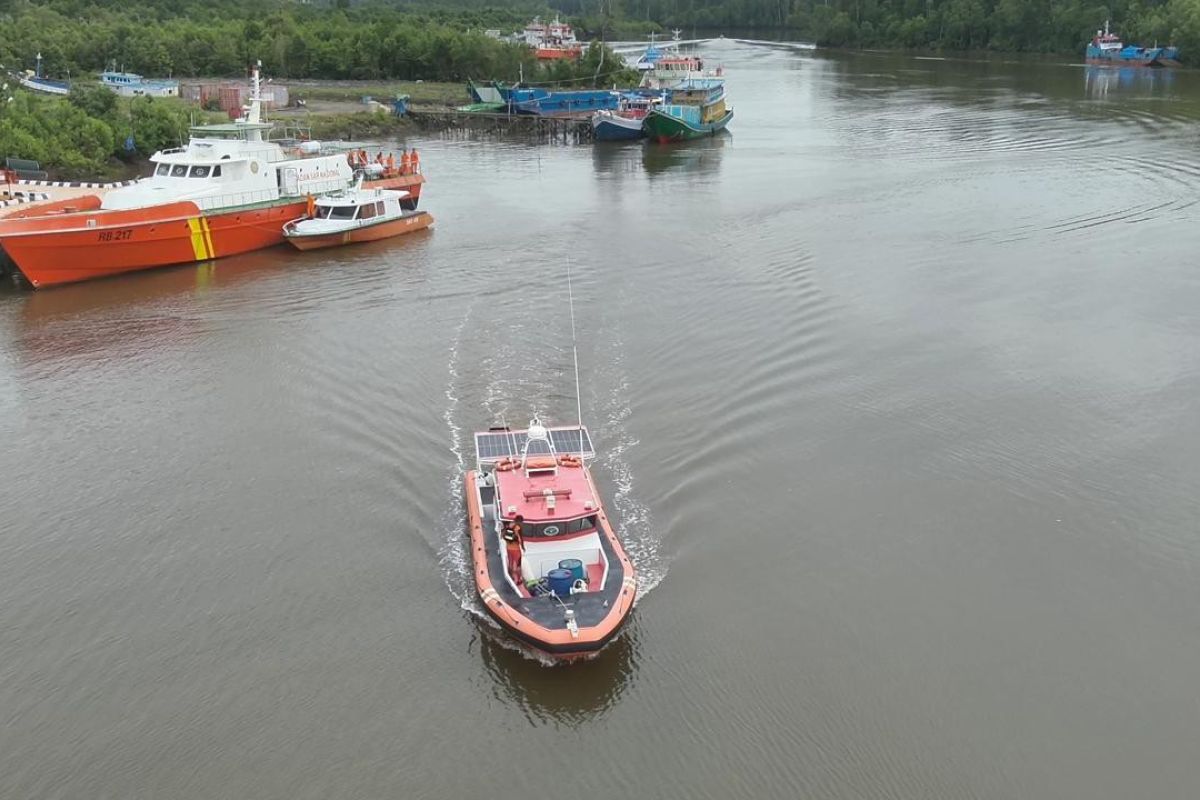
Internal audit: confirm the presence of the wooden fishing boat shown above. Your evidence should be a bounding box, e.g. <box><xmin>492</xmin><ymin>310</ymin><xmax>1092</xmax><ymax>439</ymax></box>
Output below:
<box><xmin>643</xmin><ymin>77</ymin><xmax>733</xmax><ymax>143</ymax></box>
<box><xmin>465</xmin><ymin>419</ymin><xmax>637</xmax><ymax>660</ymax></box>
<box><xmin>590</xmin><ymin>93</ymin><xmax>666</xmax><ymax>141</ymax></box>
<box><xmin>283</xmin><ymin>187</ymin><xmax>432</xmax><ymax>250</ymax></box>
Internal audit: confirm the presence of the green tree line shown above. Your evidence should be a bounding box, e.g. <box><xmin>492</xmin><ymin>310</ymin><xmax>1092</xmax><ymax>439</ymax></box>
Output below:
<box><xmin>575</xmin><ymin>0</ymin><xmax>1198</xmax><ymax>59</ymax></box>
<box><xmin>0</xmin><ymin>86</ymin><xmax>208</xmax><ymax>177</ymax></box>
<box><xmin>4</xmin><ymin>0</ymin><xmax>1200</xmax><ymax>73</ymax></box>
<box><xmin>0</xmin><ymin>0</ymin><xmax>619</xmax><ymax>82</ymax></box>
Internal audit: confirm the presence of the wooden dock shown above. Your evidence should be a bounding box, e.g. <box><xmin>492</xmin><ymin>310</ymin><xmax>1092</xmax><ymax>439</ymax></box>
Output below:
<box><xmin>406</xmin><ymin>109</ymin><xmax>594</xmax><ymax>144</ymax></box>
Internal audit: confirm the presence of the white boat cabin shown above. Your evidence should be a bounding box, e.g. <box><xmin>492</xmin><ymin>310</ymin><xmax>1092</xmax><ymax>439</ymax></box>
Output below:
<box><xmin>295</xmin><ymin>188</ymin><xmax>410</xmax><ymax>233</ymax></box>
<box><xmin>101</xmin><ymin>63</ymin><xmax>352</xmax><ymax>212</ymax></box>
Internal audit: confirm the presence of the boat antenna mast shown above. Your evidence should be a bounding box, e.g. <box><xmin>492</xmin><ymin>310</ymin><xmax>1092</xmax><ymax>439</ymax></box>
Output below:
<box><xmin>242</xmin><ymin>59</ymin><xmax>264</xmax><ymax>138</ymax></box>
<box><xmin>567</xmin><ymin>261</ymin><xmax>585</xmax><ymax>456</ymax></box>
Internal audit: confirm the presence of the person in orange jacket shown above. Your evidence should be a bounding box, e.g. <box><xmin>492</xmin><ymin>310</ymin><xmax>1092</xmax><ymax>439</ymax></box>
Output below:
<box><xmin>503</xmin><ymin>515</ymin><xmax>525</xmax><ymax>584</ymax></box>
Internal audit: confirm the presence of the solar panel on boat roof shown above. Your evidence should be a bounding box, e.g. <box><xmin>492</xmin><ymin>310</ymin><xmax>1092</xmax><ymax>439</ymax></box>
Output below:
<box><xmin>474</xmin><ymin>427</ymin><xmax>594</xmax><ymax>460</ymax></box>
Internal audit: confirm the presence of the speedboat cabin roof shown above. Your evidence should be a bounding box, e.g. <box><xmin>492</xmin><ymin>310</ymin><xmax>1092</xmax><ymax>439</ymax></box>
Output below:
<box><xmin>475</xmin><ymin>424</ymin><xmax>597</xmax><ymax>525</ymax></box>
<box><xmin>493</xmin><ymin>457</ymin><xmax>599</xmax><ymax>524</ymax></box>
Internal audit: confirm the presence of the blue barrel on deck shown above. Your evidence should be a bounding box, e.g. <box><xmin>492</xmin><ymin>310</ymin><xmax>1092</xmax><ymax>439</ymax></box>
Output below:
<box><xmin>559</xmin><ymin>558</ymin><xmax>585</xmax><ymax>582</ymax></box>
<box><xmin>547</xmin><ymin>568</ymin><xmax>574</xmax><ymax>597</ymax></box>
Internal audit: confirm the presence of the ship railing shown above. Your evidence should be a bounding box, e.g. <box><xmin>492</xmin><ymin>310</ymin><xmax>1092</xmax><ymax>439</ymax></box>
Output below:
<box><xmin>195</xmin><ymin>188</ymin><xmax>278</xmax><ymax>211</ymax></box>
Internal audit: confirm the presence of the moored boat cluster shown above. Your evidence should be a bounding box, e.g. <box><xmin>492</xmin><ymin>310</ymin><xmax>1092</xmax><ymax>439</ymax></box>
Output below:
<box><xmin>463</xmin><ymin>50</ymin><xmax>734</xmax><ymax>143</ymax></box>
<box><xmin>0</xmin><ymin>63</ymin><xmax>433</xmax><ymax>288</ymax></box>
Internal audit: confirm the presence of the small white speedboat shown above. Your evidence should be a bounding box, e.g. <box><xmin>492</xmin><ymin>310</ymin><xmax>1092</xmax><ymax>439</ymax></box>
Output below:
<box><xmin>283</xmin><ymin>185</ymin><xmax>433</xmax><ymax>251</ymax></box>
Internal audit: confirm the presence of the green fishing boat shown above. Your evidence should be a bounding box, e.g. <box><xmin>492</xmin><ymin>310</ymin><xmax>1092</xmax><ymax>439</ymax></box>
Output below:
<box><xmin>642</xmin><ymin>78</ymin><xmax>733</xmax><ymax>143</ymax></box>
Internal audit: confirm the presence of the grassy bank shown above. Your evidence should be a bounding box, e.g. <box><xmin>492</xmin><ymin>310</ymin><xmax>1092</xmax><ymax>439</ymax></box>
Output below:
<box><xmin>289</xmin><ymin>81</ymin><xmax>467</xmax><ymax>108</ymax></box>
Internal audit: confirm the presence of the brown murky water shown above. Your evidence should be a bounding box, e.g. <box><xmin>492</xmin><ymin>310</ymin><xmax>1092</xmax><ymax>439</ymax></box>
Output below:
<box><xmin>2</xmin><ymin>44</ymin><xmax>1200</xmax><ymax>798</ymax></box>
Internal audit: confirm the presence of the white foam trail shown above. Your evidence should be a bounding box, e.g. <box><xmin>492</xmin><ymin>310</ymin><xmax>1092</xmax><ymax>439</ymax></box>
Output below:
<box><xmin>438</xmin><ymin>301</ymin><xmax>486</xmax><ymax>617</ymax></box>
<box><xmin>729</xmin><ymin>38</ymin><xmax>817</xmax><ymax>50</ymax></box>
<box><xmin>593</xmin><ymin>316</ymin><xmax>666</xmax><ymax>601</ymax></box>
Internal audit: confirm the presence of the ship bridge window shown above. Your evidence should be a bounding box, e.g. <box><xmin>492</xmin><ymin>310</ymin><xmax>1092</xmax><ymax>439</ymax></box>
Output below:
<box><xmin>155</xmin><ymin>164</ymin><xmax>169</xmax><ymax>176</ymax></box>
<box><xmin>189</xmin><ymin>165</ymin><xmax>210</xmax><ymax>178</ymax></box>
<box><xmin>329</xmin><ymin>205</ymin><xmax>356</xmax><ymax>220</ymax></box>
<box><xmin>566</xmin><ymin>515</ymin><xmax>598</xmax><ymax>533</ymax></box>
<box><xmin>212</xmin><ymin>165</ymin><xmax>222</xmax><ymax>178</ymax></box>
<box><xmin>170</xmin><ymin>164</ymin><xmax>188</xmax><ymax>177</ymax></box>
<box><xmin>358</xmin><ymin>203</ymin><xmax>376</xmax><ymax>220</ymax></box>
<box><xmin>314</xmin><ymin>206</ymin><xmax>332</xmax><ymax>219</ymax></box>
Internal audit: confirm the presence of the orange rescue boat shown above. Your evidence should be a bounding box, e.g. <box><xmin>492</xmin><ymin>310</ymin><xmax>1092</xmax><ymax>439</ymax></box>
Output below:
<box><xmin>465</xmin><ymin>419</ymin><xmax>637</xmax><ymax>660</ymax></box>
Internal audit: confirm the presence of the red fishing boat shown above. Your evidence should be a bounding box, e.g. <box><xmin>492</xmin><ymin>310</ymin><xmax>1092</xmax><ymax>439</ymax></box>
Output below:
<box><xmin>465</xmin><ymin>419</ymin><xmax>637</xmax><ymax>660</ymax></box>
<box><xmin>0</xmin><ymin>63</ymin><xmax>425</xmax><ymax>288</ymax></box>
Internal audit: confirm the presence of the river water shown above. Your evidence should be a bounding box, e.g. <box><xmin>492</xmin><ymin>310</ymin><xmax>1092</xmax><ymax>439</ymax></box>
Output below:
<box><xmin>2</xmin><ymin>43</ymin><xmax>1200</xmax><ymax>798</ymax></box>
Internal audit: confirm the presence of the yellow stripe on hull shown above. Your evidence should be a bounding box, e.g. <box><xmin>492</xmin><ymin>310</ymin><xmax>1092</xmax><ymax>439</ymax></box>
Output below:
<box><xmin>187</xmin><ymin>218</ymin><xmax>209</xmax><ymax>261</ymax></box>
<box><xmin>200</xmin><ymin>217</ymin><xmax>216</xmax><ymax>259</ymax></box>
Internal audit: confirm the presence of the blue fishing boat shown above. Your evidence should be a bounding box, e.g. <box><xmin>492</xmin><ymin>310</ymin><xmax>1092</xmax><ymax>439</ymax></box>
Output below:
<box><xmin>466</xmin><ymin>79</ymin><xmax>516</xmax><ymax>104</ymax></box>
<box><xmin>100</xmin><ymin>70</ymin><xmax>179</xmax><ymax>97</ymax></box>
<box><xmin>18</xmin><ymin>53</ymin><xmax>70</xmax><ymax>96</ymax></box>
<box><xmin>1086</xmin><ymin>22</ymin><xmax>1177</xmax><ymax>67</ymax></box>
<box><xmin>591</xmin><ymin>92</ymin><xmax>667</xmax><ymax>141</ymax></box>
<box><xmin>509</xmin><ymin>88</ymin><xmax>620</xmax><ymax>116</ymax></box>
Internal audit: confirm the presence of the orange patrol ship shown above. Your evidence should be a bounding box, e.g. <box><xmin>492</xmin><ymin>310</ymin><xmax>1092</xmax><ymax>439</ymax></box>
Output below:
<box><xmin>0</xmin><ymin>63</ymin><xmax>424</xmax><ymax>288</ymax></box>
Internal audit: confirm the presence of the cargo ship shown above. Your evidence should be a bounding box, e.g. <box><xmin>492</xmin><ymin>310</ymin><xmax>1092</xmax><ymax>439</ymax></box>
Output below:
<box><xmin>0</xmin><ymin>63</ymin><xmax>424</xmax><ymax>288</ymax></box>
<box><xmin>519</xmin><ymin>16</ymin><xmax>584</xmax><ymax>60</ymax></box>
<box><xmin>1086</xmin><ymin>22</ymin><xmax>1177</xmax><ymax>66</ymax></box>
<box><xmin>465</xmin><ymin>419</ymin><xmax>637</xmax><ymax>660</ymax></box>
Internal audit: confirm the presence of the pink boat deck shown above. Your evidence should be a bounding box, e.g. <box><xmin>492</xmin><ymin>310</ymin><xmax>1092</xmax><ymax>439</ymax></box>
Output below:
<box><xmin>492</xmin><ymin>459</ymin><xmax>598</xmax><ymax>524</ymax></box>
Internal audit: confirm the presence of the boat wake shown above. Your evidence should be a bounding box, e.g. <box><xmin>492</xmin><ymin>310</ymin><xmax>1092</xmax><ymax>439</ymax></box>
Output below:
<box><xmin>590</xmin><ymin>310</ymin><xmax>665</xmax><ymax>602</ymax></box>
<box><xmin>436</xmin><ymin>274</ymin><xmax>668</xmax><ymax>660</ymax></box>
<box><xmin>729</xmin><ymin>38</ymin><xmax>817</xmax><ymax>51</ymax></box>
<box><xmin>437</xmin><ymin>300</ymin><xmax>485</xmax><ymax>618</ymax></box>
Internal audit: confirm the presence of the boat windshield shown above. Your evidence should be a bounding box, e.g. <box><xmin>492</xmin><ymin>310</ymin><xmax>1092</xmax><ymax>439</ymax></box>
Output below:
<box><xmin>315</xmin><ymin>205</ymin><xmax>356</xmax><ymax>220</ymax></box>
